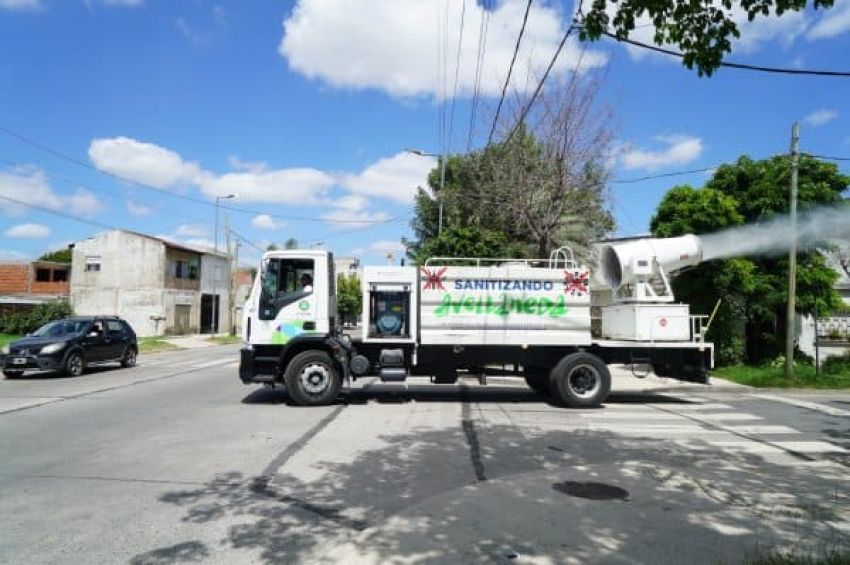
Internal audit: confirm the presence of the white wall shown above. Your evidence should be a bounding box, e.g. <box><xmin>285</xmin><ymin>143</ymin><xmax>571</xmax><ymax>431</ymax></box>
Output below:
<box><xmin>200</xmin><ymin>253</ymin><xmax>231</xmax><ymax>333</ymax></box>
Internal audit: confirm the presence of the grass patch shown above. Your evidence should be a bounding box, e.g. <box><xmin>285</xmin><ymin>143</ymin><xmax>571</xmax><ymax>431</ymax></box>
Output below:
<box><xmin>138</xmin><ymin>337</ymin><xmax>182</xmax><ymax>354</ymax></box>
<box><xmin>207</xmin><ymin>334</ymin><xmax>241</xmax><ymax>345</ymax></box>
<box><xmin>0</xmin><ymin>334</ymin><xmax>22</xmax><ymax>348</ymax></box>
<box><xmin>714</xmin><ymin>364</ymin><xmax>850</xmax><ymax>389</ymax></box>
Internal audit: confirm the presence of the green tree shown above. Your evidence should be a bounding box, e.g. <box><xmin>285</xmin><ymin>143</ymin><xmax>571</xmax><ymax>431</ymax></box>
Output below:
<box><xmin>651</xmin><ymin>156</ymin><xmax>848</xmax><ymax>365</ymax></box>
<box><xmin>266</xmin><ymin>243</ymin><xmax>278</xmax><ymax>251</ymax></box>
<box><xmin>284</xmin><ymin>238</ymin><xmax>299</xmax><ymax>250</ymax></box>
<box><xmin>336</xmin><ymin>273</ymin><xmax>362</xmax><ymax>325</ymax></box>
<box><xmin>580</xmin><ymin>0</ymin><xmax>836</xmax><ymax>76</ymax></box>
<box><xmin>409</xmin><ymin>225</ymin><xmax>510</xmax><ymax>265</ymax></box>
<box><xmin>38</xmin><ymin>248</ymin><xmax>72</xmax><ymax>263</ymax></box>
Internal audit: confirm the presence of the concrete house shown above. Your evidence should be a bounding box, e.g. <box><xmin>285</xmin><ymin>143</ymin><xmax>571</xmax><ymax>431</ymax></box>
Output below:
<box><xmin>0</xmin><ymin>260</ymin><xmax>70</xmax><ymax>315</ymax></box>
<box><xmin>70</xmin><ymin>230</ymin><xmax>231</xmax><ymax>337</ymax></box>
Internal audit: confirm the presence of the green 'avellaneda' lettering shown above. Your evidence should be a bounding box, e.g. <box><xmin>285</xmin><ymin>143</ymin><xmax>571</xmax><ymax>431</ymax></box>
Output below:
<box><xmin>434</xmin><ymin>294</ymin><xmax>567</xmax><ymax>318</ymax></box>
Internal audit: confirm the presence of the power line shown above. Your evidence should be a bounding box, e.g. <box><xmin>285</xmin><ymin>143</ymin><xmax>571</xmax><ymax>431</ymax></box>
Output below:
<box><xmin>504</xmin><ymin>25</ymin><xmax>576</xmax><ymax>146</ymax></box>
<box><xmin>0</xmin><ymin>125</ymin><xmax>405</xmax><ymax>225</ymax></box>
<box><xmin>0</xmin><ymin>193</ymin><xmax>122</xmax><ymax>232</ymax></box>
<box><xmin>446</xmin><ymin>0</ymin><xmax>467</xmax><ymax>153</ymax></box>
<box><xmin>467</xmin><ymin>1</ymin><xmax>490</xmax><ymax>151</ymax></box>
<box><xmin>599</xmin><ymin>30</ymin><xmax>850</xmax><ymax>78</ymax></box>
<box><xmin>488</xmin><ymin>0</ymin><xmax>533</xmax><ymax>147</ymax></box>
<box><xmin>611</xmin><ymin>166</ymin><xmax>717</xmax><ymax>184</ymax></box>
<box><xmin>808</xmin><ymin>153</ymin><xmax>850</xmax><ymax>162</ymax></box>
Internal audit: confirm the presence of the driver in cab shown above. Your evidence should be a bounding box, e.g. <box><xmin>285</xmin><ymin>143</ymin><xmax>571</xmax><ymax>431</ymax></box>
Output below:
<box><xmin>299</xmin><ymin>273</ymin><xmax>313</xmax><ymax>294</ymax></box>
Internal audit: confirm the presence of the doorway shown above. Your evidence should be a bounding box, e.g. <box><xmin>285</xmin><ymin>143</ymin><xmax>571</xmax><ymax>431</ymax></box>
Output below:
<box><xmin>201</xmin><ymin>294</ymin><xmax>220</xmax><ymax>334</ymax></box>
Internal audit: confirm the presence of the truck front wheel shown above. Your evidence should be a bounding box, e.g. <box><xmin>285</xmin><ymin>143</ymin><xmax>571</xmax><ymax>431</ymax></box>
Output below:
<box><xmin>284</xmin><ymin>350</ymin><xmax>341</xmax><ymax>406</ymax></box>
<box><xmin>550</xmin><ymin>352</ymin><xmax>611</xmax><ymax>408</ymax></box>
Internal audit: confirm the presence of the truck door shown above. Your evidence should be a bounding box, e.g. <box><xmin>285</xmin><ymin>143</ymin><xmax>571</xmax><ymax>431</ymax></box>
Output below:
<box><xmin>256</xmin><ymin>257</ymin><xmax>318</xmax><ymax>344</ymax></box>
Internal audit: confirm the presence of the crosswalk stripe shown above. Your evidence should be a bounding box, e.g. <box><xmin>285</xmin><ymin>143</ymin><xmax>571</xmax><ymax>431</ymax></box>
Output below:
<box><xmin>750</xmin><ymin>394</ymin><xmax>850</xmax><ymax>418</ymax></box>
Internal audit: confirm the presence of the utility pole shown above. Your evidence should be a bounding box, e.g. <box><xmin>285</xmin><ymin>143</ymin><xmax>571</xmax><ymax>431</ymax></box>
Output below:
<box><xmin>232</xmin><ymin>238</ymin><xmax>240</xmax><ymax>336</ymax></box>
<box><xmin>438</xmin><ymin>155</ymin><xmax>446</xmax><ymax>234</ymax></box>
<box><xmin>785</xmin><ymin>122</ymin><xmax>800</xmax><ymax>378</ymax></box>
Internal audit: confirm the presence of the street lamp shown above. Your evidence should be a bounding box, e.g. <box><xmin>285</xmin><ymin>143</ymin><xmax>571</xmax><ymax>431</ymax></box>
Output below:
<box><xmin>214</xmin><ymin>194</ymin><xmax>237</xmax><ymax>252</ymax></box>
<box><xmin>213</xmin><ymin>193</ymin><xmax>236</xmax><ymax>335</ymax></box>
<box><xmin>405</xmin><ymin>148</ymin><xmax>445</xmax><ymax>234</ymax></box>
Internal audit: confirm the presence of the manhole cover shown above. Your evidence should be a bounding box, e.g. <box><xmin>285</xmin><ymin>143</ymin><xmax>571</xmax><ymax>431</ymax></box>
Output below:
<box><xmin>552</xmin><ymin>481</ymin><xmax>629</xmax><ymax>501</ymax></box>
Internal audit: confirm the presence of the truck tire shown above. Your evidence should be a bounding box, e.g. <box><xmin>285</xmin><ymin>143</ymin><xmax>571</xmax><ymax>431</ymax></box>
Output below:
<box><xmin>524</xmin><ymin>370</ymin><xmax>550</xmax><ymax>395</ymax></box>
<box><xmin>284</xmin><ymin>350</ymin><xmax>341</xmax><ymax>406</ymax></box>
<box><xmin>550</xmin><ymin>352</ymin><xmax>611</xmax><ymax>408</ymax></box>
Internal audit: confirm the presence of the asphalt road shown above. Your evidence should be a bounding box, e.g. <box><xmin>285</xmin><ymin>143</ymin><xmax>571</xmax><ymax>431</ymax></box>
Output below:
<box><xmin>1</xmin><ymin>345</ymin><xmax>849</xmax><ymax>564</ymax></box>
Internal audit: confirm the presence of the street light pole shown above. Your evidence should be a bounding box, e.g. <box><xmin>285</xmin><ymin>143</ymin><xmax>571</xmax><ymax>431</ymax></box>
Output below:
<box><xmin>405</xmin><ymin>148</ymin><xmax>445</xmax><ymax>234</ymax></box>
<box><xmin>213</xmin><ymin>194</ymin><xmax>236</xmax><ymax>334</ymax></box>
<box><xmin>214</xmin><ymin>194</ymin><xmax>236</xmax><ymax>252</ymax></box>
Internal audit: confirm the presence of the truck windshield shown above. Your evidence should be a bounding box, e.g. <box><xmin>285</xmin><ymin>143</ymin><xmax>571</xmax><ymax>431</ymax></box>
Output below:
<box><xmin>259</xmin><ymin>257</ymin><xmax>314</xmax><ymax>320</ymax></box>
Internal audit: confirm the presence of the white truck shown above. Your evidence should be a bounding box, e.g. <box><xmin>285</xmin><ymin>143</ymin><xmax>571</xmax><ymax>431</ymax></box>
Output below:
<box><xmin>238</xmin><ymin>235</ymin><xmax>714</xmax><ymax>407</ymax></box>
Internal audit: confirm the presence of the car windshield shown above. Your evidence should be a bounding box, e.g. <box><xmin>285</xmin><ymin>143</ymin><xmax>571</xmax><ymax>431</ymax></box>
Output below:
<box><xmin>32</xmin><ymin>320</ymin><xmax>89</xmax><ymax>338</ymax></box>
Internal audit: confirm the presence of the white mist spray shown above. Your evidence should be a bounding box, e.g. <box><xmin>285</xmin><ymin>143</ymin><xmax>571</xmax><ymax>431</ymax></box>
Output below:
<box><xmin>700</xmin><ymin>205</ymin><xmax>850</xmax><ymax>261</ymax></box>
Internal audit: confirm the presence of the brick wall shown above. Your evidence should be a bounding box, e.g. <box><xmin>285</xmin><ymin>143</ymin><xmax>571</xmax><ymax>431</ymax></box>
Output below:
<box><xmin>0</xmin><ymin>264</ymin><xmax>30</xmax><ymax>293</ymax></box>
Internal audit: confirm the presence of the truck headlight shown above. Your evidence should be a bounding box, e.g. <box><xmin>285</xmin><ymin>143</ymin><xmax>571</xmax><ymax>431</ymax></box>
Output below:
<box><xmin>0</xmin><ymin>344</ymin><xmax>9</xmax><ymax>355</ymax></box>
<box><xmin>40</xmin><ymin>342</ymin><xmax>66</xmax><ymax>355</ymax></box>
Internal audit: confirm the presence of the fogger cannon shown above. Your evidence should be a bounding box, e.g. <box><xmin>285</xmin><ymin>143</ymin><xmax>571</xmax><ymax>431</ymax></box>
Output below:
<box><xmin>592</xmin><ymin>235</ymin><xmax>707</xmax><ymax>341</ymax></box>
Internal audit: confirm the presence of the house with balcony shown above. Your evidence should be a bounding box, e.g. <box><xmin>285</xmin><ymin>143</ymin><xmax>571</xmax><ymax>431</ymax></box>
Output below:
<box><xmin>0</xmin><ymin>260</ymin><xmax>70</xmax><ymax>315</ymax></box>
<box><xmin>69</xmin><ymin>230</ymin><xmax>230</xmax><ymax>337</ymax></box>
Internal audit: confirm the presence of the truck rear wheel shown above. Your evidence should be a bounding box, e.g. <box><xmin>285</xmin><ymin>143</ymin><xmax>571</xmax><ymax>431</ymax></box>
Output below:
<box><xmin>284</xmin><ymin>350</ymin><xmax>341</xmax><ymax>406</ymax></box>
<box><xmin>550</xmin><ymin>352</ymin><xmax>611</xmax><ymax>408</ymax></box>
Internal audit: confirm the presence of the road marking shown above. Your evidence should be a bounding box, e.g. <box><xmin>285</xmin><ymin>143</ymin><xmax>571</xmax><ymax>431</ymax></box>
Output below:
<box><xmin>770</xmin><ymin>441</ymin><xmax>847</xmax><ymax>453</ymax></box>
<box><xmin>750</xmin><ymin>394</ymin><xmax>850</xmax><ymax>418</ymax></box>
<box><xmin>687</xmin><ymin>412</ymin><xmax>763</xmax><ymax>422</ymax></box>
<box><xmin>192</xmin><ymin>359</ymin><xmax>236</xmax><ymax>369</ymax></box>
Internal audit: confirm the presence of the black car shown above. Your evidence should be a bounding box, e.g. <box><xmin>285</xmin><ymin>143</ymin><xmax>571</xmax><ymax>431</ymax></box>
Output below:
<box><xmin>1</xmin><ymin>316</ymin><xmax>138</xmax><ymax>378</ymax></box>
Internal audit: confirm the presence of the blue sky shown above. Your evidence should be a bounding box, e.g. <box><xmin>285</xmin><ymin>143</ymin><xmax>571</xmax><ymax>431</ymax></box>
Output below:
<box><xmin>1</xmin><ymin>0</ymin><xmax>848</xmax><ymax>267</ymax></box>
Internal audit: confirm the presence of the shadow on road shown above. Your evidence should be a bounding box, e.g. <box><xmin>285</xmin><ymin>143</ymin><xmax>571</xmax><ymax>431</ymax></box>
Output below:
<box><xmin>4</xmin><ymin>363</ymin><xmax>124</xmax><ymax>381</ymax></box>
<box><xmin>241</xmin><ymin>383</ymin><xmax>695</xmax><ymax>408</ymax></box>
<box><xmin>134</xmin><ymin>403</ymin><xmax>850</xmax><ymax>563</ymax></box>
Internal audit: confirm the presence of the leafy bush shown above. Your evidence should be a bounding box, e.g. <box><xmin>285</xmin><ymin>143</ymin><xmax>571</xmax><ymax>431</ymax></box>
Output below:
<box><xmin>822</xmin><ymin>350</ymin><xmax>850</xmax><ymax>376</ymax></box>
<box><xmin>827</xmin><ymin>328</ymin><xmax>844</xmax><ymax>340</ymax></box>
<box><xmin>0</xmin><ymin>300</ymin><xmax>74</xmax><ymax>335</ymax></box>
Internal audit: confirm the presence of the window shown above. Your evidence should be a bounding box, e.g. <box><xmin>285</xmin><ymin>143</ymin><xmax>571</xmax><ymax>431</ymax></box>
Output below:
<box><xmin>107</xmin><ymin>320</ymin><xmax>123</xmax><ymax>337</ymax></box>
<box><xmin>259</xmin><ymin>258</ymin><xmax>315</xmax><ymax>320</ymax></box>
<box><xmin>52</xmin><ymin>269</ymin><xmax>68</xmax><ymax>282</ymax></box>
<box><xmin>85</xmin><ymin>255</ymin><xmax>101</xmax><ymax>272</ymax></box>
<box><xmin>36</xmin><ymin>268</ymin><xmax>51</xmax><ymax>282</ymax></box>
<box><xmin>173</xmin><ymin>259</ymin><xmax>199</xmax><ymax>280</ymax></box>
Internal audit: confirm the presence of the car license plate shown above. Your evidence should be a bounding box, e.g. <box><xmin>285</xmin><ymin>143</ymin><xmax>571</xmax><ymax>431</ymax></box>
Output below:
<box><xmin>12</xmin><ymin>357</ymin><xmax>27</xmax><ymax>365</ymax></box>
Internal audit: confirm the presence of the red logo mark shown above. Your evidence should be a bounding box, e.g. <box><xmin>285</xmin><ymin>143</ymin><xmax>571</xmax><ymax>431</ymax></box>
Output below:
<box><xmin>564</xmin><ymin>270</ymin><xmax>589</xmax><ymax>296</ymax></box>
<box><xmin>659</xmin><ymin>318</ymin><xmax>668</xmax><ymax>327</ymax></box>
<box><xmin>421</xmin><ymin>267</ymin><xmax>447</xmax><ymax>291</ymax></box>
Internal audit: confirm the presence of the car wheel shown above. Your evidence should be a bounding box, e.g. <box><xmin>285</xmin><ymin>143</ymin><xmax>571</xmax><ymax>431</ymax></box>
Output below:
<box><xmin>550</xmin><ymin>352</ymin><xmax>611</xmax><ymax>408</ymax></box>
<box><xmin>121</xmin><ymin>346</ymin><xmax>137</xmax><ymax>368</ymax></box>
<box><xmin>3</xmin><ymin>369</ymin><xmax>23</xmax><ymax>379</ymax></box>
<box><xmin>284</xmin><ymin>350</ymin><xmax>341</xmax><ymax>406</ymax></box>
<box><xmin>64</xmin><ymin>352</ymin><xmax>85</xmax><ymax>377</ymax></box>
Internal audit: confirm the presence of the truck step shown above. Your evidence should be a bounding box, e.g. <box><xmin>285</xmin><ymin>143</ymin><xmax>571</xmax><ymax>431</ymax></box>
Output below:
<box><xmin>380</xmin><ymin>368</ymin><xmax>407</xmax><ymax>382</ymax></box>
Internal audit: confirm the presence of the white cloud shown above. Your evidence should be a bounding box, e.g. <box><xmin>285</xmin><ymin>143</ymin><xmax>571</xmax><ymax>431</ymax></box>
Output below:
<box><xmin>621</xmin><ymin>135</ymin><xmax>704</xmax><ymax>171</ymax></box>
<box><xmin>279</xmin><ymin>0</ymin><xmax>607</xmax><ymax>100</ymax></box>
<box><xmin>0</xmin><ymin>165</ymin><xmax>102</xmax><ymax>219</ymax></box>
<box><xmin>5</xmin><ymin>223</ymin><xmax>50</xmax><ymax>238</ymax></box>
<box><xmin>175</xmin><ymin>224</ymin><xmax>208</xmax><ymax>237</ymax></box>
<box><xmin>176</xmin><ymin>17</ymin><xmax>203</xmax><ymax>45</ymax></box>
<box><xmin>227</xmin><ymin>155</ymin><xmax>267</xmax><ymax>174</ymax></box>
<box><xmin>68</xmin><ymin>188</ymin><xmax>103</xmax><ymax>218</ymax></box>
<box><xmin>803</xmin><ymin>109</ymin><xmax>838</xmax><ymax>127</ymax></box>
<box><xmin>89</xmin><ymin>136</ymin><xmax>335</xmax><ymax>205</ymax></box>
<box><xmin>126</xmin><ymin>199</ymin><xmax>152</xmax><ymax>216</ymax></box>
<box><xmin>341</xmin><ymin>152</ymin><xmax>434</xmax><ymax>203</ymax></box>
<box><xmin>101</xmin><ymin>0</ymin><xmax>143</xmax><ymax>5</ymax></box>
<box><xmin>88</xmin><ymin>137</ymin><xmax>202</xmax><ymax>189</ymax></box>
<box><xmin>0</xmin><ymin>249</ymin><xmax>29</xmax><ymax>260</ymax></box>
<box><xmin>807</xmin><ymin>0</ymin><xmax>850</xmax><ymax>39</ymax></box>
<box><xmin>251</xmin><ymin>214</ymin><xmax>285</xmax><ymax>230</ymax></box>
<box><xmin>321</xmin><ymin>208</ymin><xmax>391</xmax><ymax>228</ymax></box>
<box><xmin>0</xmin><ymin>0</ymin><xmax>41</xmax><ymax>9</ymax></box>
<box><xmin>195</xmin><ymin>168</ymin><xmax>335</xmax><ymax>204</ymax></box>
<box><xmin>369</xmin><ymin>240</ymin><xmax>406</xmax><ymax>256</ymax></box>
<box><xmin>350</xmin><ymin>246</ymin><xmax>365</xmax><ymax>256</ymax></box>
